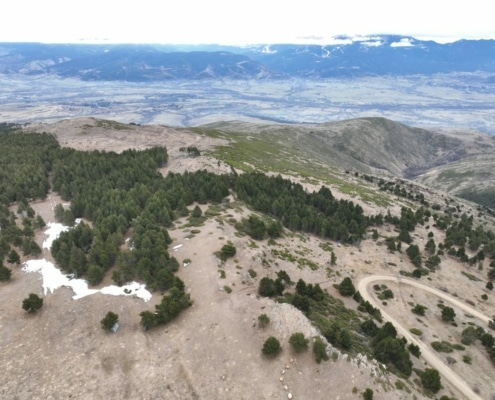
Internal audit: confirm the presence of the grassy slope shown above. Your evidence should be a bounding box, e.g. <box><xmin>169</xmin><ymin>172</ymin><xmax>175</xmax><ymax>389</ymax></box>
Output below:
<box><xmin>191</xmin><ymin>117</ymin><xmax>495</xmax><ymax>209</ymax></box>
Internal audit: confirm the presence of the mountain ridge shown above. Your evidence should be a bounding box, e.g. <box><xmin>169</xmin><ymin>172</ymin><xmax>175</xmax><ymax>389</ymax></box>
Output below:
<box><xmin>2</xmin><ymin>36</ymin><xmax>495</xmax><ymax>80</ymax></box>
<box><xmin>197</xmin><ymin>117</ymin><xmax>495</xmax><ymax>208</ymax></box>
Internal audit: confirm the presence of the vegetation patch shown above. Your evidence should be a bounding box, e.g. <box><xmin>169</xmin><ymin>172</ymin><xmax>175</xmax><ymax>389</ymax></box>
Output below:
<box><xmin>431</xmin><ymin>341</ymin><xmax>454</xmax><ymax>353</ymax></box>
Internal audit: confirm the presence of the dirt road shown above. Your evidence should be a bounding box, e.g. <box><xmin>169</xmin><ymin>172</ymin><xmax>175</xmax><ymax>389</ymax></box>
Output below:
<box><xmin>357</xmin><ymin>275</ymin><xmax>490</xmax><ymax>400</ymax></box>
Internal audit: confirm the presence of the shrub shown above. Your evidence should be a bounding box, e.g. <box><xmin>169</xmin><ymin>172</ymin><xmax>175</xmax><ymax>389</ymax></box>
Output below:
<box><xmin>262</xmin><ymin>336</ymin><xmax>282</xmax><ymax>357</ymax></box>
<box><xmin>0</xmin><ymin>264</ymin><xmax>12</xmax><ymax>282</ymax></box>
<box><xmin>441</xmin><ymin>306</ymin><xmax>456</xmax><ymax>322</ymax></box>
<box><xmin>409</xmin><ymin>328</ymin><xmax>423</xmax><ymax>336</ymax></box>
<box><xmin>338</xmin><ymin>277</ymin><xmax>355</xmax><ymax>296</ymax></box>
<box><xmin>220</xmin><ymin>241</ymin><xmax>236</xmax><ymax>261</ymax></box>
<box><xmin>101</xmin><ymin>311</ymin><xmax>119</xmax><ymax>331</ymax></box>
<box><xmin>362</xmin><ymin>388</ymin><xmax>374</xmax><ymax>400</ymax></box>
<box><xmin>313</xmin><ymin>337</ymin><xmax>329</xmax><ymax>363</ymax></box>
<box><xmin>408</xmin><ymin>343</ymin><xmax>421</xmax><ymax>358</ymax></box>
<box><xmin>22</xmin><ymin>293</ymin><xmax>43</xmax><ymax>313</ymax></box>
<box><xmin>431</xmin><ymin>341</ymin><xmax>453</xmax><ymax>353</ymax></box>
<box><xmin>462</xmin><ymin>355</ymin><xmax>472</xmax><ymax>364</ymax></box>
<box><xmin>289</xmin><ymin>332</ymin><xmax>309</xmax><ymax>353</ymax></box>
<box><xmin>258</xmin><ymin>313</ymin><xmax>270</xmax><ymax>329</ymax></box>
<box><xmin>421</xmin><ymin>368</ymin><xmax>441</xmax><ymax>393</ymax></box>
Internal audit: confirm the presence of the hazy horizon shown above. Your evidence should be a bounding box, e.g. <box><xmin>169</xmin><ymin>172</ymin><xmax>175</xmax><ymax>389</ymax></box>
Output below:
<box><xmin>3</xmin><ymin>1</ymin><xmax>494</xmax><ymax>45</ymax></box>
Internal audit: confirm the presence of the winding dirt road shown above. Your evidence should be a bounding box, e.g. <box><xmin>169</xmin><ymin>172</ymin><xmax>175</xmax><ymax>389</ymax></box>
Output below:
<box><xmin>357</xmin><ymin>275</ymin><xmax>490</xmax><ymax>400</ymax></box>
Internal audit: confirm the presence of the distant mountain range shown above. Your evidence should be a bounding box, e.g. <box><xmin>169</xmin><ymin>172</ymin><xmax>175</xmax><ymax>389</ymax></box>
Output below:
<box><xmin>1</xmin><ymin>36</ymin><xmax>495</xmax><ymax>81</ymax></box>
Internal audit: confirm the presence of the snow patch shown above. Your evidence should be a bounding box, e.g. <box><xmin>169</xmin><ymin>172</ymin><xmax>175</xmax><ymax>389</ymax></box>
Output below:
<box><xmin>23</xmin><ymin>221</ymin><xmax>152</xmax><ymax>302</ymax></box>
<box><xmin>42</xmin><ymin>222</ymin><xmax>70</xmax><ymax>249</ymax></box>
<box><xmin>23</xmin><ymin>259</ymin><xmax>152</xmax><ymax>301</ymax></box>
<box><xmin>391</xmin><ymin>38</ymin><xmax>415</xmax><ymax>47</ymax></box>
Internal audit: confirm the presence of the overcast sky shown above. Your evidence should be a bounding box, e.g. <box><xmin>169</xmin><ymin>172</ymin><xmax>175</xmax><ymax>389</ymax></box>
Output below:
<box><xmin>2</xmin><ymin>0</ymin><xmax>494</xmax><ymax>44</ymax></box>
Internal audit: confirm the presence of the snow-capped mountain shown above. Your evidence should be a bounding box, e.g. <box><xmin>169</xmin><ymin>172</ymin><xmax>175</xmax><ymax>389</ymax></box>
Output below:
<box><xmin>0</xmin><ymin>35</ymin><xmax>494</xmax><ymax>80</ymax></box>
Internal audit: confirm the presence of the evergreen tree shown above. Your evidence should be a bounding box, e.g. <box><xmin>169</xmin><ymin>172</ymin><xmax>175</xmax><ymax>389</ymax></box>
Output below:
<box><xmin>421</xmin><ymin>368</ymin><xmax>441</xmax><ymax>393</ymax></box>
<box><xmin>313</xmin><ymin>337</ymin><xmax>329</xmax><ymax>363</ymax></box>
<box><xmin>139</xmin><ymin>311</ymin><xmax>157</xmax><ymax>331</ymax></box>
<box><xmin>262</xmin><ymin>336</ymin><xmax>282</xmax><ymax>357</ymax></box>
<box><xmin>289</xmin><ymin>332</ymin><xmax>309</xmax><ymax>353</ymax></box>
<box><xmin>101</xmin><ymin>311</ymin><xmax>119</xmax><ymax>331</ymax></box>
<box><xmin>441</xmin><ymin>306</ymin><xmax>456</xmax><ymax>322</ymax></box>
<box><xmin>338</xmin><ymin>277</ymin><xmax>355</xmax><ymax>296</ymax></box>
<box><xmin>7</xmin><ymin>249</ymin><xmax>20</xmax><ymax>265</ymax></box>
<box><xmin>0</xmin><ymin>264</ymin><xmax>12</xmax><ymax>281</ymax></box>
<box><xmin>22</xmin><ymin>293</ymin><xmax>43</xmax><ymax>313</ymax></box>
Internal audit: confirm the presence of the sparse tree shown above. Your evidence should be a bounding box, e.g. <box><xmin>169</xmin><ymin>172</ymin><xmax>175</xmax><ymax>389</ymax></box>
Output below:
<box><xmin>139</xmin><ymin>311</ymin><xmax>156</xmax><ymax>331</ymax></box>
<box><xmin>408</xmin><ymin>343</ymin><xmax>421</xmax><ymax>358</ymax></box>
<box><xmin>262</xmin><ymin>336</ymin><xmax>282</xmax><ymax>357</ymax></box>
<box><xmin>338</xmin><ymin>277</ymin><xmax>355</xmax><ymax>297</ymax></box>
<box><xmin>331</xmin><ymin>251</ymin><xmax>337</xmax><ymax>265</ymax></box>
<box><xmin>258</xmin><ymin>313</ymin><xmax>270</xmax><ymax>329</ymax></box>
<box><xmin>22</xmin><ymin>293</ymin><xmax>43</xmax><ymax>313</ymax></box>
<box><xmin>411</xmin><ymin>304</ymin><xmax>426</xmax><ymax>316</ymax></box>
<box><xmin>362</xmin><ymin>388</ymin><xmax>374</xmax><ymax>400</ymax></box>
<box><xmin>191</xmin><ymin>205</ymin><xmax>202</xmax><ymax>218</ymax></box>
<box><xmin>289</xmin><ymin>332</ymin><xmax>309</xmax><ymax>353</ymax></box>
<box><xmin>421</xmin><ymin>368</ymin><xmax>441</xmax><ymax>393</ymax></box>
<box><xmin>7</xmin><ymin>249</ymin><xmax>21</xmax><ymax>265</ymax></box>
<box><xmin>101</xmin><ymin>311</ymin><xmax>119</xmax><ymax>331</ymax></box>
<box><xmin>441</xmin><ymin>306</ymin><xmax>456</xmax><ymax>322</ymax></box>
<box><xmin>0</xmin><ymin>264</ymin><xmax>12</xmax><ymax>282</ymax></box>
<box><xmin>220</xmin><ymin>241</ymin><xmax>236</xmax><ymax>261</ymax></box>
<box><xmin>313</xmin><ymin>337</ymin><xmax>329</xmax><ymax>363</ymax></box>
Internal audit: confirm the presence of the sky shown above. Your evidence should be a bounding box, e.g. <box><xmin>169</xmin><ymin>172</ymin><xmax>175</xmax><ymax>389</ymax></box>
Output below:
<box><xmin>2</xmin><ymin>0</ymin><xmax>494</xmax><ymax>45</ymax></box>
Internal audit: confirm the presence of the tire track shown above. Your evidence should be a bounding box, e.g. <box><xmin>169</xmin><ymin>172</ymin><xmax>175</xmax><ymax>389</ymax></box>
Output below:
<box><xmin>357</xmin><ymin>275</ymin><xmax>489</xmax><ymax>400</ymax></box>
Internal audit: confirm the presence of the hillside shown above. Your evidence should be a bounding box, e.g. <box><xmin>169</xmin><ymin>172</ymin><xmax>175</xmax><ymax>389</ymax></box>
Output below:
<box><xmin>1</xmin><ymin>118</ymin><xmax>495</xmax><ymax>400</ymax></box>
<box><xmin>197</xmin><ymin>117</ymin><xmax>495</xmax><ymax>208</ymax></box>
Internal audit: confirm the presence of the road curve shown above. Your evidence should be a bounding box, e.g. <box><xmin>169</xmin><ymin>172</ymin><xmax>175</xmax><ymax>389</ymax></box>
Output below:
<box><xmin>357</xmin><ymin>275</ymin><xmax>490</xmax><ymax>400</ymax></box>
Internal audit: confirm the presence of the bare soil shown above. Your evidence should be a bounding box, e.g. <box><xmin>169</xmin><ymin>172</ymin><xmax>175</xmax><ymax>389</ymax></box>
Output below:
<box><xmin>1</xmin><ymin>119</ymin><xmax>493</xmax><ymax>399</ymax></box>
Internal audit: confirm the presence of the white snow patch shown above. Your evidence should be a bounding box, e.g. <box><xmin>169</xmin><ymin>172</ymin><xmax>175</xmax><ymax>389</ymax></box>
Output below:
<box><xmin>261</xmin><ymin>45</ymin><xmax>277</xmax><ymax>54</ymax></box>
<box><xmin>100</xmin><ymin>282</ymin><xmax>152</xmax><ymax>302</ymax></box>
<box><xmin>391</xmin><ymin>38</ymin><xmax>415</xmax><ymax>47</ymax></box>
<box><xmin>173</xmin><ymin>244</ymin><xmax>183</xmax><ymax>251</ymax></box>
<box><xmin>42</xmin><ymin>222</ymin><xmax>70</xmax><ymax>249</ymax></box>
<box><xmin>361</xmin><ymin>40</ymin><xmax>383</xmax><ymax>47</ymax></box>
<box><xmin>23</xmin><ymin>259</ymin><xmax>152</xmax><ymax>302</ymax></box>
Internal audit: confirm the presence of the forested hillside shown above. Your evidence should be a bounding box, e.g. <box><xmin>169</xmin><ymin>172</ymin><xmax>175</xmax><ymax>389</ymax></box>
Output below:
<box><xmin>3</xmin><ymin>122</ymin><xmax>495</xmax><ymax>399</ymax></box>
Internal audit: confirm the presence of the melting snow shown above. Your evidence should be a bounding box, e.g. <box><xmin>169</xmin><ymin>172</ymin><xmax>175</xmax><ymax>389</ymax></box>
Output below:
<box><xmin>23</xmin><ymin>221</ymin><xmax>152</xmax><ymax>302</ymax></box>
<box><xmin>391</xmin><ymin>38</ymin><xmax>415</xmax><ymax>47</ymax></box>
<box><xmin>42</xmin><ymin>222</ymin><xmax>69</xmax><ymax>249</ymax></box>
<box><xmin>23</xmin><ymin>259</ymin><xmax>152</xmax><ymax>302</ymax></box>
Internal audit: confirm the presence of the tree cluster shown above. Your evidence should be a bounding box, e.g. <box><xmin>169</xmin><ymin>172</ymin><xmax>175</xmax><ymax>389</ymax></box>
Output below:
<box><xmin>234</xmin><ymin>173</ymin><xmax>373</xmax><ymax>243</ymax></box>
<box><xmin>258</xmin><ymin>270</ymin><xmax>293</xmax><ymax>298</ymax></box>
<box><xmin>361</xmin><ymin>321</ymin><xmax>413</xmax><ymax>377</ymax></box>
<box><xmin>139</xmin><ymin>277</ymin><xmax>192</xmax><ymax>330</ymax></box>
<box><xmin>235</xmin><ymin>214</ymin><xmax>282</xmax><ymax>240</ymax></box>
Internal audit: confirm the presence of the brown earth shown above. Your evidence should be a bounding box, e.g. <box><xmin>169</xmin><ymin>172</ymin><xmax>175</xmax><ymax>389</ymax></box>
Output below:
<box><xmin>1</xmin><ymin>118</ymin><xmax>494</xmax><ymax>399</ymax></box>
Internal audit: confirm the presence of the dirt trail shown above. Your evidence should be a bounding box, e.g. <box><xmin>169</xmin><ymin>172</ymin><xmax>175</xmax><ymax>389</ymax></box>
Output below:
<box><xmin>357</xmin><ymin>275</ymin><xmax>490</xmax><ymax>400</ymax></box>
